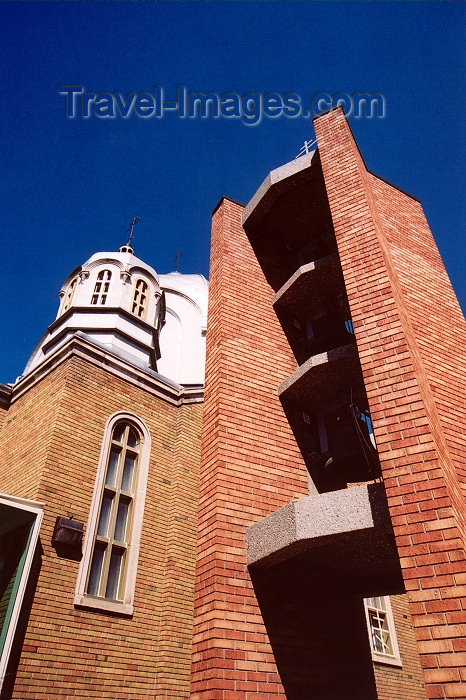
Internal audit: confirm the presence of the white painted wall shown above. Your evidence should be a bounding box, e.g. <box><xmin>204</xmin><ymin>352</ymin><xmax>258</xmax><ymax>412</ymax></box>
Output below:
<box><xmin>157</xmin><ymin>272</ymin><xmax>208</xmax><ymax>386</ymax></box>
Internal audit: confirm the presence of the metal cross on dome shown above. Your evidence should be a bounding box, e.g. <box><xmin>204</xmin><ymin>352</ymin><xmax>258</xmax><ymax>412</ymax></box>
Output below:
<box><xmin>174</xmin><ymin>251</ymin><xmax>183</xmax><ymax>272</ymax></box>
<box><xmin>125</xmin><ymin>216</ymin><xmax>140</xmax><ymax>246</ymax></box>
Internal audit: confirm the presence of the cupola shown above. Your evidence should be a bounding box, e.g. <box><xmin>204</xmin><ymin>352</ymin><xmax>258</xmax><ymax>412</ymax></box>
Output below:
<box><xmin>24</xmin><ymin>243</ymin><xmax>166</xmax><ymax>377</ymax></box>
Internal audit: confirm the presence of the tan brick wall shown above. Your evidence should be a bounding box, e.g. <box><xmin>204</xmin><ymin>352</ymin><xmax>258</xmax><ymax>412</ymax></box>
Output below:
<box><xmin>0</xmin><ymin>362</ymin><xmax>69</xmax><ymax>501</ymax></box>
<box><xmin>0</xmin><ymin>402</ymin><xmax>9</xmax><ymax>433</ymax></box>
<box><xmin>0</xmin><ymin>355</ymin><xmax>202</xmax><ymax>699</ymax></box>
<box><xmin>155</xmin><ymin>400</ymin><xmax>204</xmax><ymax>697</ymax></box>
<box><xmin>190</xmin><ymin>198</ymin><xmax>309</xmax><ymax>699</ymax></box>
<box><xmin>314</xmin><ymin>107</ymin><xmax>466</xmax><ymax>699</ymax></box>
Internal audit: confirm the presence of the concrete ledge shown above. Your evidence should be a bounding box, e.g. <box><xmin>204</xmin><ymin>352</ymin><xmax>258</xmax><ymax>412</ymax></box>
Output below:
<box><xmin>278</xmin><ymin>342</ymin><xmax>360</xmax><ymax>407</ymax></box>
<box><xmin>242</xmin><ymin>151</ymin><xmax>317</xmax><ymax>231</ymax></box>
<box><xmin>272</xmin><ymin>254</ymin><xmax>342</xmax><ymax>314</ymax></box>
<box><xmin>247</xmin><ymin>484</ymin><xmax>387</xmax><ymax>565</ymax></box>
<box><xmin>246</xmin><ymin>483</ymin><xmax>401</xmax><ymax>593</ymax></box>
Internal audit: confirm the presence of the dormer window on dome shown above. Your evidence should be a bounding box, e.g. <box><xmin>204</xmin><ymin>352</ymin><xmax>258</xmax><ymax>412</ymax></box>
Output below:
<box><xmin>91</xmin><ymin>270</ymin><xmax>112</xmax><ymax>306</ymax></box>
<box><xmin>63</xmin><ymin>277</ymin><xmax>78</xmax><ymax>313</ymax></box>
<box><xmin>131</xmin><ymin>279</ymin><xmax>149</xmax><ymax>319</ymax></box>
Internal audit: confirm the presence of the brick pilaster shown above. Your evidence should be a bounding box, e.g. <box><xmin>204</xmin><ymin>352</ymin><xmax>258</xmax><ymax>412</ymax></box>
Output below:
<box><xmin>190</xmin><ymin>198</ymin><xmax>309</xmax><ymax>699</ymax></box>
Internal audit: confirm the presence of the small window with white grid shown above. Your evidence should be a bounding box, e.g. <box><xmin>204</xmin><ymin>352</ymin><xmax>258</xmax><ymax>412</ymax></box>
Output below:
<box><xmin>364</xmin><ymin>596</ymin><xmax>402</xmax><ymax>667</ymax></box>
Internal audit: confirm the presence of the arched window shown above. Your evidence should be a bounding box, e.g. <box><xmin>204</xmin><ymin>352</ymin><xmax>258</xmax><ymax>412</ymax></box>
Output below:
<box><xmin>75</xmin><ymin>413</ymin><xmax>150</xmax><ymax>615</ymax></box>
<box><xmin>62</xmin><ymin>277</ymin><xmax>78</xmax><ymax>313</ymax></box>
<box><xmin>132</xmin><ymin>278</ymin><xmax>148</xmax><ymax>318</ymax></box>
<box><xmin>91</xmin><ymin>270</ymin><xmax>112</xmax><ymax>306</ymax></box>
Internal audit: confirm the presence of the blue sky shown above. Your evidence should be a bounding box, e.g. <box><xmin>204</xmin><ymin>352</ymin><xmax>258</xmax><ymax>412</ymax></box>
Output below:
<box><xmin>0</xmin><ymin>1</ymin><xmax>464</xmax><ymax>384</ymax></box>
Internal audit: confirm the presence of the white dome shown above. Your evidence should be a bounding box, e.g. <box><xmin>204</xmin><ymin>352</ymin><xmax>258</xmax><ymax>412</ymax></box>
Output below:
<box><xmin>24</xmin><ymin>248</ymin><xmax>164</xmax><ymax>377</ymax></box>
<box><xmin>157</xmin><ymin>272</ymin><xmax>208</xmax><ymax>386</ymax></box>
<box><xmin>22</xmin><ymin>248</ymin><xmax>209</xmax><ymax>389</ymax></box>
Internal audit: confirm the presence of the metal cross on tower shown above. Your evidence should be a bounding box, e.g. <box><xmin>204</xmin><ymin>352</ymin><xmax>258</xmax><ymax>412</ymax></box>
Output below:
<box><xmin>295</xmin><ymin>139</ymin><xmax>317</xmax><ymax>159</ymax></box>
<box><xmin>174</xmin><ymin>251</ymin><xmax>183</xmax><ymax>272</ymax></box>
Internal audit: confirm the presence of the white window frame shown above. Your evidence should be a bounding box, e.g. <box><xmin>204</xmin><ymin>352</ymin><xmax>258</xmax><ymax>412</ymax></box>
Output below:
<box><xmin>0</xmin><ymin>494</ymin><xmax>44</xmax><ymax>691</ymax></box>
<box><xmin>74</xmin><ymin>412</ymin><xmax>150</xmax><ymax>616</ymax></box>
<box><xmin>364</xmin><ymin>596</ymin><xmax>402</xmax><ymax>667</ymax></box>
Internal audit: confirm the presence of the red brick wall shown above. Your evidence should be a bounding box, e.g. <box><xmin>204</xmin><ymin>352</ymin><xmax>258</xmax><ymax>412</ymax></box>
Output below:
<box><xmin>369</xmin><ymin>173</ymin><xmax>466</xmax><ymax>495</ymax></box>
<box><xmin>314</xmin><ymin>108</ymin><xmax>466</xmax><ymax>699</ymax></box>
<box><xmin>373</xmin><ymin>594</ymin><xmax>426</xmax><ymax>700</ymax></box>
<box><xmin>190</xmin><ymin>198</ymin><xmax>309</xmax><ymax>699</ymax></box>
<box><xmin>0</xmin><ymin>355</ymin><xmax>202</xmax><ymax>699</ymax></box>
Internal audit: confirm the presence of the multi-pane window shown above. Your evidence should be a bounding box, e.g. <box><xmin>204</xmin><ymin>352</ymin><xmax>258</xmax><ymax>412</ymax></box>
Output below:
<box><xmin>132</xmin><ymin>279</ymin><xmax>148</xmax><ymax>318</ymax></box>
<box><xmin>62</xmin><ymin>277</ymin><xmax>77</xmax><ymax>313</ymax></box>
<box><xmin>91</xmin><ymin>270</ymin><xmax>112</xmax><ymax>306</ymax></box>
<box><xmin>74</xmin><ymin>413</ymin><xmax>150</xmax><ymax>615</ymax></box>
<box><xmin>86</xmin><ymin>422</ymin><xmax>140</xmax><ymax>601</ymax></box>
<box><xmin>364</xmin><ymin>596</ymin><xmax>401</xmax><ymax>666</ymax></box>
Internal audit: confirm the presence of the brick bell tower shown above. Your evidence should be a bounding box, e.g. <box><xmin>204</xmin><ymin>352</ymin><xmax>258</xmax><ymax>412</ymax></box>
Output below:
<box><xmin>190</xmin><ymin>109</ymin><xmax>466</xmax><ymax>699</ymax></box>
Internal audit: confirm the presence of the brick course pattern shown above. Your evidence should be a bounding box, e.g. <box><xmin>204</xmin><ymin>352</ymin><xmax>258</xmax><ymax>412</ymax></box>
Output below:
<box><xmin>0</xmin><ymin>403</ymin><xmax>9</xmax><ymax>432</ymax></box>
<box><xmin>0</xmin><ymin>355</ymin><xmax>203</xmax><ymax>699</ymax></box>
<box><xmin>314</xmin><ymin>107</ymin><xmax>466</xmax><ymax>700</ymax></box>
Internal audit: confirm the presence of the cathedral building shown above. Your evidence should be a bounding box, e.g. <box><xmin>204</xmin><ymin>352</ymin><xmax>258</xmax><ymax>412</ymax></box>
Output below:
<box><xmin>1</xmin><ymin>108</ymin><xmax>465</xmax><ymax>699</ymax></box>
<box><xmin>0</xmin><ymin>241</ymin><xmax>208</xmax><ymax>698</ymax></box>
